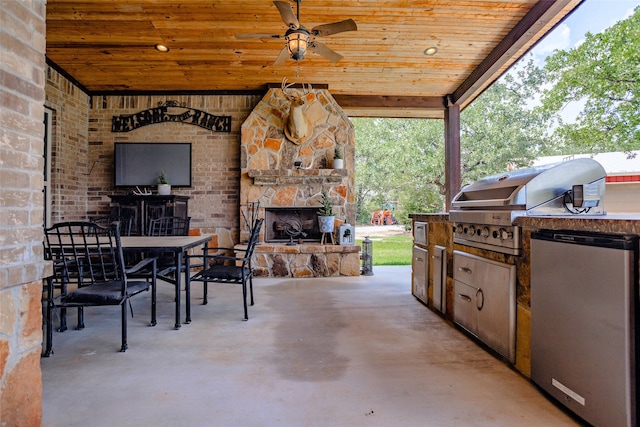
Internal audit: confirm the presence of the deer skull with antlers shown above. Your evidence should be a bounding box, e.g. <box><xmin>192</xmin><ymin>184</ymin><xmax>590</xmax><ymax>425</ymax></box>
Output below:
<box><xmin>281</xmin><ymin>78</ymin><xmax>314</xmax><ymax>145</ymax></box>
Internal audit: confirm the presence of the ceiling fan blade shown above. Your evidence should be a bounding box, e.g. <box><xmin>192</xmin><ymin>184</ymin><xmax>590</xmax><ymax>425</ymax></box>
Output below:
<box><xmin>274</xmin><ymin>46</ymin><xmax>290</xmax><ymax>65</ymax></box>
<box><xmin>273</xmin><ymin>1</ymin><xmax>300</xmax><ymax>29</ymax></box>
<box><xmin>310</xmin><ymin>41</ymin><xmax>343</xmax><ymax>63</ymax></box>
<box><xmin>235</xmin><ymin>33</ymin><xmax>282</xmax><ymax>39</ymax></box>
<box><xmin>311</xmin><ymin>19</ymin><xmax>357</xmax><ymax>37</ymax></box>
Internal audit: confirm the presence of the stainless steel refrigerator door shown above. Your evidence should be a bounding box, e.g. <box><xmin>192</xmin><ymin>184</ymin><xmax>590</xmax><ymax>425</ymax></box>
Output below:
<box><xmin>531</xmin><ymin>234</ymin><xmax>636</xmax><ymax>427</ymax></box>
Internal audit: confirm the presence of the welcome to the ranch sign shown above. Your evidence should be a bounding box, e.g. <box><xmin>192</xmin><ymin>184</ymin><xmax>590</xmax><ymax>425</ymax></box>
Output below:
<box><xmin>111</xmin><ymin>100</ymin><xmax>231</xmax><ymax>133</ymax></box>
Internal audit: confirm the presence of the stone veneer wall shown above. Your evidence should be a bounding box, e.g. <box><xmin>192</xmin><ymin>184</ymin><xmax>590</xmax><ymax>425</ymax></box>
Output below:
<box><xmin>0</xmin><ymin>1</ymin><xmax>48</xmax><ymax>425</ymax></box>
<box><xmin>240</xmin><ymin>86</ymin><xmax>360</xmax><ymax>277</ymax></box>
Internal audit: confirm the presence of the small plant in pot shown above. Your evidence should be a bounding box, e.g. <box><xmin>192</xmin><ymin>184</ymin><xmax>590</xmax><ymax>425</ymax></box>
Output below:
<box><xmin>157</xmin><ymin>171</ymin><xmax>171</xmax><ymax>195</ymax></box>
<box><xmin>317</xmin><ymin>190</ymin><xmax>336</xmax><ymax>234</ymax></box>
<box><xmin>333</xmin><ymin>147</ymin><xmax>344</xmax><ymax>169</ymax></box>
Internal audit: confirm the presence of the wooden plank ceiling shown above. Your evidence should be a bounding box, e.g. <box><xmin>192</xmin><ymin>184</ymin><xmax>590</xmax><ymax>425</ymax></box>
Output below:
<box><xmin>45</xmin><ymin>0</ymin><xmax>583</xmax><ymax>118</ymax></box>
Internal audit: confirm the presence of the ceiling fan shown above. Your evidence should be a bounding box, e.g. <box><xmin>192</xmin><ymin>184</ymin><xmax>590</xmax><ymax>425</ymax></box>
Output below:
<box><xmin>236</xmin><ymin>0</ymin><xmax>357</xmax><ymax>65</ymax></box>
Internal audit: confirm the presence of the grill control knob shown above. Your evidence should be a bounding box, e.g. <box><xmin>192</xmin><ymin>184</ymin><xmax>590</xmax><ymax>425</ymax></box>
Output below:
<box><xmin>455</xmin><ymin>224</ymin><xmax>464</xmax><ymax>234</ymax></box>
<box><xmin>499</xmin><ymin>228</ymin><xmax>513</xmax><ymax>240</ymax></box>
<box><xmin>467</xmin><ymin>225</ymin><xmax>476</xmax><ymax>235</ymax></box>
<box><xmin>479</xmin><ymin>227</ymin><xmax>490</xmax><ymax>238</ymax></box>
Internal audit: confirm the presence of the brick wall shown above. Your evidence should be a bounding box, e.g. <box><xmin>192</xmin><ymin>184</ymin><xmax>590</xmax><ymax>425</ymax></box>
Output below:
<box><xmin>87</xmin><ymin>95</ymin><xmax>261</xmax><ymax>245</ymax></box>
<box><xmin>45</xmin><ymin>67</ymin><xmax>91</xmax><ymax>222</ymax></box>
<box><xmin>0</xmin><ymin>1</ymin><xmax>48</xmax><ymax>425</ymax></box>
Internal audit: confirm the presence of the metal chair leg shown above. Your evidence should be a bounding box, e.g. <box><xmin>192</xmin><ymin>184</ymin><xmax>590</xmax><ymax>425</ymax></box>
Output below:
<box><xmin>76</xmin><ymin>307</ymin><xmax>85</xmax><ymax>330</ymax></box>
<box><xmin>120</xmin><ymin>302</ymin><xmax>128</xmax><ymax>352</ymax></box>
<box><xmin>150</xmin><ymin>279</ymin><xmax>157</xmax><ymax>327</ymax></box>
<box><xmin>242</xmin><ymin>280</ymin><xmax>248</xmax><ymax>321</ymax></box>
<box><xmin>42</xmin><ymin>277</ymin><xmax>55</xmax><ymax>357</ymax></box>
<box><xmin>184</xmin><ymin>270</ymin><xmax>191</xmax><ymax>324</ymax></box>
<box><xmin>249</xmin><ymin>275</ymin><xmax>255</xmax><ymax>306</ymax></box>
<box><xmin>57</xmin><ymin>307</ymin><xmax>68</xmax><ymax>332</ymax></box>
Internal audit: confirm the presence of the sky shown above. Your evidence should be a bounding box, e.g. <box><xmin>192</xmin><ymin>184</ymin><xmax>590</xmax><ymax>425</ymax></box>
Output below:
<box><xmin>512</xmin><ymin>0</ymin><xmax>638</xmax><ymax>123</ymax></box>
<box><xmin>530</xmin><ymin>0</ymin><xmax>637</xmax><ymax>64</ymax></box>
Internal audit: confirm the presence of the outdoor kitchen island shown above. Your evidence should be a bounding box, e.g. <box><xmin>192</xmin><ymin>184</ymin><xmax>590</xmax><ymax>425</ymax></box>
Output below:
<box><xmin>410</xmin><ymin>212</ymin><xmax>640</xmax><ymax>384</ymax></box>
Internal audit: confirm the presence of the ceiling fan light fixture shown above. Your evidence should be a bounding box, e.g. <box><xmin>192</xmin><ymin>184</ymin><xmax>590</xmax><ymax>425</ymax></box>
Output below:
<box><xmin>286</xmin><ymin>29</ymin><xmax>311</xmax><ymax>61</ymax></box>
<box><xmin>423</xmin><ymin>46</ymin><xmax>438</xmax><ymax>56</ymax></box>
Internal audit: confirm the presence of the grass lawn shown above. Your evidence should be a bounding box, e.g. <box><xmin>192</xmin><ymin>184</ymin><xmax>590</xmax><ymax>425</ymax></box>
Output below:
<box><xmin>356</xmin><ymin>234</ymin><xmax>413</xmax><ymax>265</ymax></box>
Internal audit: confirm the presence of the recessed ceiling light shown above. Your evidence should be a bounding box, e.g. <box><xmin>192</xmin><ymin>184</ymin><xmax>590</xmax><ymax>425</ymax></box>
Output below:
<box><xmin>423</xmin><ymin>47</ymin><xmax>438</xmax><ymax>56</ymax></box>
<box><xmin>154</xmin><ymin>44</ymin><xmax>170</xmax><ymax>52</ymax></box>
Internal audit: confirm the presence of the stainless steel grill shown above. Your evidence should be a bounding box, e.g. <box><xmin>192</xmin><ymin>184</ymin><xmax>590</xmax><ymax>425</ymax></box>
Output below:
<box><xmin>450</xmin><ymin>158</ymin><xmax>607</xmax><ymax>255</ymax></box>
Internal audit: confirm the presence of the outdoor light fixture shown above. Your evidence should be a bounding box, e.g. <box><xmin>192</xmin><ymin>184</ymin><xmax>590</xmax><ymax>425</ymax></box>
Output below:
<box><xmin>285</xmin><ymin>28</ymin><xmax>311</xmax><ymax>61</ymax></box>
<box><xmin>361</xmin><ymin>236</ymin><xmax>373</xmax><ymax>276</ymax></box>
<box><xmin>154</xmin><ymin>44</ymin><xmax>170</xmax><ymax>52</ymax></box>
<box><xmin>423</xmin><ymin>46</ymin><xmax>438</xmax><ymax>56</ymax></box>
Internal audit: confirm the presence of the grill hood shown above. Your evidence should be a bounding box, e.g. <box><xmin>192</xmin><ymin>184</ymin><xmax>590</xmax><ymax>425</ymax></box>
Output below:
<box><xmin>451</xmin><ymin>158</ymin><xmax>606</xmax><ymax>217</ymax></box>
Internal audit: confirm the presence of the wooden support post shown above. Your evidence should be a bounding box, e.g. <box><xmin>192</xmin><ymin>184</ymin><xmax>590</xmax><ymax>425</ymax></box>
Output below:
<box><xmin>444</xmin><ymin>99</ymin><xmax>461</xmax><ymax>211</ymax></box>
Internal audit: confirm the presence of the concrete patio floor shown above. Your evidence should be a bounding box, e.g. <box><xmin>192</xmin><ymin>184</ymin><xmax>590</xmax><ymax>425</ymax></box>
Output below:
<box><xmin>41</xmin><ymin>266</ymin><xmax>582</xmax><ymax>426</ymax></box>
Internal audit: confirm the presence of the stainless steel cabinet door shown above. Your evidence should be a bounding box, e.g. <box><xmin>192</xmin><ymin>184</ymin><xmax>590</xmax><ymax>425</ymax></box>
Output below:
<box><xmin>432</xmin><ymin>245</ymin><xmax>446</xmax><ymax>313</ymax></box>
<box><xmin>412</xmin><ymin>246</ymin><xmax>428</xmax><ymax>303</ymax></box>
<box><xmin>453</xmin><ymin>251</ymin><xmax>516</xmax><ymax>363</ymax></box>
<box><xmin>453</xmin><ymin>279</ymin><xmax>478</xmax><ymax>332</ymax></box>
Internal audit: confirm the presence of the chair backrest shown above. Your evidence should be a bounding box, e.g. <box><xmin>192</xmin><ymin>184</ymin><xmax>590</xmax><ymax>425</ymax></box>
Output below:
<box><xmin>90</xmin><ymin>215</ymin><xmax>133</xmax><ymax>236</ymax></box>
<box><xmin>147</xmin><ymin>216</ymin><xmax>191</xmax><ymax>236</ymax></box>
<box><xmin>44</xmin><ymin>221</ymin><xmax>127</xmax><ymax>288</ymax></box>
<box><xmin>244</xmin><ymin>218</ymin><xmax>264</xmax><ymax>262</ymax></box>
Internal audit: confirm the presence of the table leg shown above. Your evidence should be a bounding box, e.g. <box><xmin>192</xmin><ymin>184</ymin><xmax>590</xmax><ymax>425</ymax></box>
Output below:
<box><xmin>185</xmin><ymin>264</ymin><xmax>191</xmax><ymax>324</ymax></box>
<box><xmin>174</xmin><ymin>251</ymin><xmax>182</xmax><ymax>329</ymax></box>
<box><xmin>150</xmin><ymin>261</ymin><xmax>157</xmax><ymax>326</ymax></box>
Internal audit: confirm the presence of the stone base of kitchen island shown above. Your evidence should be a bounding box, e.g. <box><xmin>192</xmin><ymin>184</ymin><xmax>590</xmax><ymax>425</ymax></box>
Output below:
<box><xmin>249</xmin><ymin>243</ymin><xmax>361</xmax><ymax>278</ymax></box>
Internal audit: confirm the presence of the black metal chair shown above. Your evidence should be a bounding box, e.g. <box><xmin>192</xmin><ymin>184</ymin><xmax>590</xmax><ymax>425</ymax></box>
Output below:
<box><xmin>90</xmin><ymin>215</ymin><xmax>133</xmax><ymax>236</ymax></box>
<box><xmin>187</xmin><ymin>218</ymin><xmax>263</xmax><ymax>321</ymax></box>
<box><xmin>43</xmin><ymin>221</ymin><xmax>157</xmax><ymax>354</ymax></box>
<box><xmin>147</xmin><ymin>216</ymin><xmax>190</xmax><ymax>237</ymax></box>
<box><xmin>126</xmin><ymin>216</ymin><xmax>192</xmax><ymax>321</ymax></box>
<box><xmin>144</xmin><ymin>216</ymin><xmax>191</xmax><ymax>276</ymax></box>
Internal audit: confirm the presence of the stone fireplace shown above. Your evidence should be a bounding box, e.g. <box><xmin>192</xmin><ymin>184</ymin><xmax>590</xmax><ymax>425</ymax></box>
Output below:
<box><xmin>264</xmin><ymin>207</ymin><xmax>322</xmax><ymax>243</ymax></box>
<box><xmin>240</xmin><ymin>83</ymin><xmax>359</xmax><ymax>277</ymax></box>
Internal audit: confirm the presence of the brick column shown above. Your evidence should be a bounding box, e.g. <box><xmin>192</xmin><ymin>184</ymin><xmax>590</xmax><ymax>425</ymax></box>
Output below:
<box><xmin>0</xmin><ymin>1</ymin><xmax>50</xmax><ymax>425</ymax></box>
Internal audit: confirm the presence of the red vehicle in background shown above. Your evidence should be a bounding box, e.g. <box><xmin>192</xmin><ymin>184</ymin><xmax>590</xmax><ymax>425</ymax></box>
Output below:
<box><xmin>370</xmin><ymin>201</ymin><xmax>399</xmax><ymax>225</ymax></box>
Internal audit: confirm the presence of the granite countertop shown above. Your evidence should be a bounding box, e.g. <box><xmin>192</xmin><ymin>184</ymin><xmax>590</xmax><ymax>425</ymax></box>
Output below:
<box><xmin>410</xmin><ymin>212</ymin><xmax>640</xmax><ymax>235</ymax></box>
<box><xmin>515</xmin><ymin>214</ymin><xmax>640</xmax><ymax>235</ymax></box>
<box><xmin>409</xmin><ymin>213</ymin><xmax>449</xmax><ymax>222</ymax></box>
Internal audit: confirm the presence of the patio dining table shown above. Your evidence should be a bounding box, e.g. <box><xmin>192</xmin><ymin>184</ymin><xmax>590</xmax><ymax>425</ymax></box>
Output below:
<box><xmin>121</xmin><ymin>235</ymin><xmax>211</xmax><ymax>329</ymax></box>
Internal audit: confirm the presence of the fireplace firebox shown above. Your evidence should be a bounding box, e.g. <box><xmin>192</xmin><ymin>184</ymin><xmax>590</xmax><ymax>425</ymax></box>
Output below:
<box><xmin>264</xmin><ymin>207</ymin><xmax>323</xmax><ymax>243</ymax></box>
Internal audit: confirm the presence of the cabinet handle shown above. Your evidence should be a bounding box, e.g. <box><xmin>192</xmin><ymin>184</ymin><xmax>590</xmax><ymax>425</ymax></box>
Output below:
<box><xmin>458</xmin><ymin>266</ymin><xmax>472</xmax><ymax>274</ymax></box>
<box><xmin>476</xmin><ymin>288</ymin><xmax>484</xmax><ymax>310</ymax></box>
<box><xmin>458</xmin><ymin>293</ymin><xmax>472</xmax><ymax>302</ymax></box>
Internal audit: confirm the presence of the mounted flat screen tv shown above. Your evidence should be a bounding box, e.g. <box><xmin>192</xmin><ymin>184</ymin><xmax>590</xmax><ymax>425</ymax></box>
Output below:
<box><xmin>114</xmin><ymin>143</ymin><xmax>192</xmax><ymax>187</ymax></box>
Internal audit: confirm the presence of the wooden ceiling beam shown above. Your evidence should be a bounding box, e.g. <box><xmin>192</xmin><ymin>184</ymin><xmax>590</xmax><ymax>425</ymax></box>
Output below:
<box><xmin>333</xmin><ymin>94</ymin><xmax>446</xmax><ymax>111</ymax></box>
<box><xmin>451</xmin><ymin>0</ymin><xmax>582</xmax><ymax>109</ymax></box>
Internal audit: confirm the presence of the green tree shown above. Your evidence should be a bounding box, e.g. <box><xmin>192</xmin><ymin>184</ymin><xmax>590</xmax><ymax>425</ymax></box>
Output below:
<box><xmin>354</xmin><ymin>60</ymin><xmax>554</xmax><ymax>221</ymax></box>
<box><xmin>541</xmin><ymin>7</ymin><xmax>640</xmax><ymax>153</ymax></box>
<box><xmin>353</xmin><ymin>118</ymin><xmax>445</xmax><ymax>225</ymax></box>
<box><xmin>460</xmin><ymin>59</ymin><xmax>555</xmax><ymax>186</ymax></box>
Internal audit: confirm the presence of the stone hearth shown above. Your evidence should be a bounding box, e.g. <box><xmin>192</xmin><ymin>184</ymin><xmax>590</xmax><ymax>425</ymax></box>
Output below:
<box><xmin>240</xmin><ymin>84</ymin><xmax>359</xmax><ymax>277</ymax></box>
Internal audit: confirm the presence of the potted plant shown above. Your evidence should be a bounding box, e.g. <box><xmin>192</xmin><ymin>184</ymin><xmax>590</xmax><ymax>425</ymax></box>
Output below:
<box><xmin>157</xmin><ymin>171</ymin><xmax>171</xmax><ymax>195</ymax></box>
<box><xmin>333</xmin><ymin>147</ymin><xmax>344</xmax><ymax>169</ymax></box>
<box><xmin>317</xmin><ymin>190</ymin><xmax>335</xmax><ymax>233</ymax></box>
